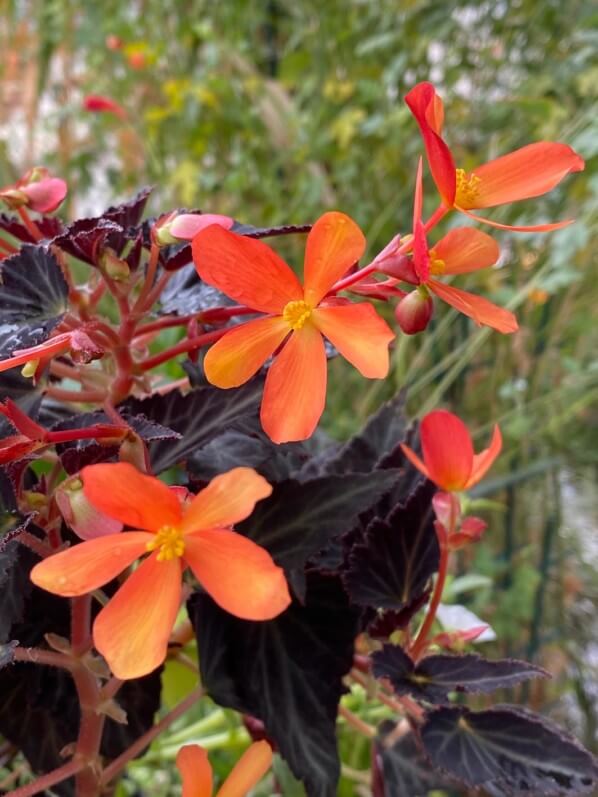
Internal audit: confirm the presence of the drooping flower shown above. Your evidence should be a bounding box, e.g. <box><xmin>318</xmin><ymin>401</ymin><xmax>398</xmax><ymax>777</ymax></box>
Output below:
<box><xmin>31</xmin><ymin>463</ymin><xmax>290</xmax><ymax>679</ymax></box>
<box><xmin>176</xmin><ymin>741</ymin><xmax>272</xmax><ymax>797</ymax></box>
<box><xmin>405</xmin><ymin>82</ymin><xmax>585</xmax><ymax>232</ymax></box>
<box><xmin>192</xmin><ymin>212</ymin><xmax>395</xmax><ymax>443</ymax></box>
<box><xmin>407</xmin><ymin>159</ymin><xmax>517</xmax><ymax>334</ymax></box>
<box><xmin>401</xmin><ymin>409</ymin><xmax>502</xmax><ymax>492</ymax></box>
<box><xmin>0</xmin><ymin>167</ymin><xmax>67</xmax><ymax>214</ymax></box>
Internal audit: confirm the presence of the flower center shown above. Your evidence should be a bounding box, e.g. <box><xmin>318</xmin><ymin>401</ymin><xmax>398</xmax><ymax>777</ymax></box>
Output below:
<box><xmin>146</xmin><ymin>525</ymin><xmax>185</xmax><ymax>562</ymax></box>
<box><xmin>455</xmin><ymin>168</ymin><xmax>481</xmax><ymax>208</ymax></box>
<box><xmin>282</xmin><ymin>299</ymin><xmax>312</xmax><ymax>330</ymax></box>
<box><xmin>428</xmin><ymin>248</ymin><xmax>446</xmax><ymax>274</ymax></box>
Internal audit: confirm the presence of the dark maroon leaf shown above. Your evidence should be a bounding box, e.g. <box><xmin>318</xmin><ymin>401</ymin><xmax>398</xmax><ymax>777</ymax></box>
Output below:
<box><xmin>374</xmin><ymin>721</ymin><xmax>454</xmax><ymax>797</ymax></box>
<box><xmin>124</xmin><ymin>379</ymin><xmax>264</xmax><ymax>473</ymax></box>
<box><xmin>372</xmin><ymin>647</ymin><xmax>548</xmax><ymax>703</ymax></box>
<box><xmin>53</xmin><ymin>218</ymin><xmax>127</xmax><ymax>265</ymax></box>
<box><xmin>0</xmin><ymin>213</ymin><xmax>65</xmax><ymax>244</ymax></box>
<box><xmin>343</xmin><ymin>480</ymin><xmax>438</xmax><ymax>609</ymax></box>
<box><xmin>190</xmin><ymin>573</ymin><xmax>359</xmax><ymax>797</ymax></box>
<box><xmin>0</xmin><ymin>244</ymin><xmax>68</xmax><ymax>360</ymax></box>
<box><xmin>160</xmin><ymin>263</ymin><xmax>234</xmax><ymax>314</ymax></box>
<box><xmin>236</xmin><ymin>470</ymin><xmax>399</xmax><ymax>574</ymax></box>
<box><xmin>0</xmin><ymin>367</ymin><xmax>44</xmax><ymax>405</ymax></box>
<box><xmin>159</xmin><ymin>241</ymin><xmax>192</xmax><ymax>271</ymax></box>
<box><xmin>102</xmin><ymin>186</ymin><xmax>153</xmax><ymax>229</ymax></box>
<box><xmin>420</xmin><ymin>705</ymin><xmax>598</xmax><ymax>795</ymax></box>
<box><xmin>232</xmin><ymin>221</ymin><xmax>312</xmax><ymax>238</ymax></box>
<box><xmin>366</xmin><ymin>590</ymin><xmax>431</xmax><ymax>640</ymax></box>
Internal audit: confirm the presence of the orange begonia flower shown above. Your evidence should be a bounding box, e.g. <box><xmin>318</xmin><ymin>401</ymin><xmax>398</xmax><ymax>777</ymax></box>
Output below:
<box><xmin>401</xmin><ymin>409</ymin><xmax>502</xmax><ymax>492</ymax></box>
<box><xmin>30</xmin><ymin>463</ymin><xmax>290</xmax><ymax>679</ymax></box>
<box><xmin>410</xmin><ymin>159</ymin><xmax>517</xmax><ymax>334</ymax></box>
<box><xmin>405</xmin><ymin>82</ymin><xmax>584</xmax><ymax>232</ymax></box>
<box><xmin>177</xmin><ymin>741</ymin><xmax>272</xmax><ymax>797</ymax></box>
<box><xmin>192</xmin><ymin>212</ymin><xmax>395</xmax><ymax>443</ymax></box>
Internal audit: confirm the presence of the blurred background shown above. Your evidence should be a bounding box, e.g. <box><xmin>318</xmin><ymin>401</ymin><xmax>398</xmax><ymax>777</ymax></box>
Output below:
<box><xmin>0</xmin><ymin>1</ymin><xmax>596</xmax><ymax>794</ymax></box>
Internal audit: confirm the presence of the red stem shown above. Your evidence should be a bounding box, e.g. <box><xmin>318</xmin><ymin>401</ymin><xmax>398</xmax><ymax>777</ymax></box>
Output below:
<box><xmin>410</xmin><ymin>520</ymin><xmax>450</xmax><ymax>660</ymax></box>
<box><xmin>139</xmin><ymin>328</ymin><xmax>228</xmax><ymax>371</ymax></box>
<box><xmin>0</xmin><ymin>236</ymin><xmax>18</xmax><ymax>254</ymax></box>
<box><xmin>133</xmin><ymin>241</ymin><xmax>160</xmax><ymax>312</ymax></box>
<box><xmin>45</xmin><ymin>425</ymin><xmax>126</xmax><ymax>445</ymax></box>
<box><xmin>5</xmin><ymin>759</ymin><xmax>85</xmax><ymax>797</ymax></box>
<box><xmin>16</xmin><ymin>207</ymin><xmax>44</xmax><ymax>241</ymax></box>
<box><xmin>13</xmin><ymin>646</ymin><xmax>76</xmax><ymax>672</ymax></box>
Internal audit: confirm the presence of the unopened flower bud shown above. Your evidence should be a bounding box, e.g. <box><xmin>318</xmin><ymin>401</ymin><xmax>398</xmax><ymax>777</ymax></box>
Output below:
<box><xmin>100</xmin><ymin>248</ymin><xmax>130</xmax><ymax>281</ymax></box>
<box><xmin>155</xmin><ymin>212</ymin><xmax>234</xmax><ymax>245</ymax></box>
<box><xmin>394</xmin><ymin>289</ymin><xmax>434</xmax><ymax>334</ymax></box>
<box><xmin>55</xmin><ymin>475</ymin><xmax>122</xmax><ymax>540</ymax></box>
<box><xmin>69</xmin><ymin>330</ymin><xmax>104</xmax><ymax>364</ymax></box>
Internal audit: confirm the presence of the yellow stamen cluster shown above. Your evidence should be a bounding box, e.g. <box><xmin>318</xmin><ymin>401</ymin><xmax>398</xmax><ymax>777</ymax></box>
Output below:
<box><xmin>146</xmin><ymin>525</ymin><xmax>185</xmax><ymax>562</ymax></box>
<box><xmin>282</xmin><ymin>299</ymin><xmax>312</xmax><ymax>330</ymax></box>
<box><xmin>428</xmin><ymin>248</ymin><xmax>446</xmax><ymax>275</ymax></box>
<box><xmin>455</xmin><ymin>168</ymin><xmax>481</xmax><ymax>208</ymax></box>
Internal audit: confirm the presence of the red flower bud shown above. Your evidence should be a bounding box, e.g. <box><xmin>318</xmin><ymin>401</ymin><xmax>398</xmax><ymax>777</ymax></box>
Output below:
<box><xmin>55</xmin><ymin>476</ymin><xmax>123</xmax><ymax>540</ymax></box>
<box><xmin>394</xmin><ymin>289</ymin><xmax>434</xmax><ymax>334</ymax></box>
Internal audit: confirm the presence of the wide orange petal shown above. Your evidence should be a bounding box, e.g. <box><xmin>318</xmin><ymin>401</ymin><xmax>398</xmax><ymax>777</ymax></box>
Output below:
<box><xmin>181</xmin><ymin>468</ymin><xmax>272</xmax><ymax>533</ymax></box>
<box><xmin>427</xmin><ymin>279</ymin><xmax>518</xmax><ymax>334</ymax></box>
<box><xmin>177</xmin><ymin>745</ymin><xmax>213</xmax><ymax>797</ymax></box>
<box><xmin>216</xmin><ymin>741</ymin><xmax>273</xmax><ymax>797</ymax></box>
<box><xmin>432</xmin><ymin>228</ymin><xmax>499</xmax><ymax>275</ymax></box>
<box><xmin>405</xmin><ymin>82</ymin><xmax>456</xmax><ymax>206</ymax></box>
<box><xmin>203</xmin><ymin>317</ymin><xmax>289</xmax><ymax>388</ymax></box>
<box><xmin>457</xmin><ymin>207</ymin><xmax>575</xmax><ymax>233</ymax></box>
<box><xmin>93</xmin><ymin>553</ymin><xmax>182</xmax><ymax>679</ymax></box>
<box><xmin>82</xmin><ymin>463</ymin><xmax>182</xmax><ymax>531</ymax></box>
<box><xmin>311</xmin><ymin>303</ymin><xmax>393</xmax><ymax>378</ymax></box>
<box><xmin>303</xmin><ymin>212</ymin><xmax>366</xmax><ymax>306</ymax></box>
<box><xmin>29</xmin><ymin>532</ymin><xmax>151</xmax><ymax>596</ymax></box>
<box><xmin>260</xmin><ymin>324</ymin><xmax>327</xmax><ymax>443</ymax></box>
<box><xmin>420</xmin><ymin>409</ymin><xmax>474</xmax><ymax>491</ymax></box>
<box><xmin>184</xmin><ymin>529</ymin><xmax>291</xmax><ymax>620</ymax></box>
<box><xmin>471</xmin><ymin>142</ymin><xmax>585</xmax><ymax>209</ymax></box>
<box><xmin>192</xmin><ymin>225</ymin><xmax>303</xmax><ymax>314</ymax></box>
<box><xmin>466</xmin><ymin>424</ymin><xmax>502</xmax><ymax>489</ymax></box>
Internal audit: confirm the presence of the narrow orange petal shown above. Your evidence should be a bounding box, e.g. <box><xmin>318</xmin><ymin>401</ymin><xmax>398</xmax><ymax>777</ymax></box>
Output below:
<box><xmin>82</xmin><ymin>463</ymin><xmax>182</xmax><ymax>531</ymax></box>
<box><xmin>30</xmin><ymin>532</ymin><xmax>151</xmax><ymax>596</ymax></box>
<box><xmin>399</xmin><ymin>444</ymin><xmax>431</xmax><ymax>480</ymax></box>
<box><xmin>203</xmin><ymin>317</ymin><xmax>289</xmax><ymax>388</ymax></box>
<box><xmin>420</xmin><ymin>410</ymin><xmax>474</xmax><ymax>491</ymax></box>
<box><xmin>260</xmin><ymin>324</ymin><xmax>327</xmax><ymax>443</ymax></box>
<box><xmin>184</xmin><ymin>530</ymin><xmax>291</xmax><ymax>620</ymax></box>
<box><xmin>181</xmin><ymin>468</ymin><xmax>272</xmax><ymax>533</ymax></box>
<box><xmin>93</xmin><ymin>553</ymin><xmax>182</xmax><ymax>679</ymax></box>
<box><xmin>466</xmin><ymin>424</ymin><xmax>502</xmax><ymax>489</ymax></box>
<box><xmin>456</xmin><ymin>207</ymin><xmax>575</xmax><ymax>233</ymax></box>
<box><xmin>405</xmin><ymin>82</ymin><xmax>456</xmax><ymax>206</ymax></box>
<box><xmin>412</xmin><ymin>158</ymin><xmax>431</xmax><ymax>282</ymax></box>
<box><xmin>471</xmin><ymin>142</ymin><xmax>585</xmax><ymax>209</ymax></box>
<box><xmin>177</xmin><ymin>745</ymin><xmax>213</xmax><ymax>797</ymax></box>
<box><xmin>427</xmin><ymin>279</ymin><xmax>518</xmax><ymax>334</ymax></box>
<box><xmin>216</xmin><ymin>741</ymin><xmax>273</xmax><ymax>797</ymax></box>
<box><xmin>311</xmin><ymin>303</ymin><xmax>393</xmax><ymax>378</ymax></box>
<box><xmin>303</xmin><ymin>212</ymin><xmax>365</xmax><ymax>306</ymax></box>
<box><xmin>192</xmin><ymin>225</ymin><xmax>303</xmax><ymax>314</ymax></box>
<box><xmin>432</xmin><ymin>228</ymin><xmax>499</xmax><ymax>275</ymax></box>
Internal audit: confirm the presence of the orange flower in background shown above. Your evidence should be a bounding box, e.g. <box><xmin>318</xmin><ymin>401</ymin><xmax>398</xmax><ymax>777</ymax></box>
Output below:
<box><xmin>192</xmin><ymin>212</ymin><xmax>395</xmax><ymax>443</ymax></box>
<box><xmin>177</xmin><ymin>741</ymin><xmax>272</xmax><ymax>797</ymax></box>
<box><xmin>83</xmin><ymin>94</ymin><xmax>127</xmax><ymax>120</ymax></box>
<box><xmin>31</xmin><ymin>463</ymin><xmax>290</xmax><ymax>679</ymax></box>
<box><xmin>401</xmin><ymin>409</ymin><xmax>502</xmax><ymax>492</ymax></box>
<box><xmin>408</xmin><ymin>159</ymin><xmax>518</xmax><ymax>334</ymax></box>
<box><xmin>405</xmin><ymin>81</ymin><xmax>585</xmax><ymax>232</ymax></box>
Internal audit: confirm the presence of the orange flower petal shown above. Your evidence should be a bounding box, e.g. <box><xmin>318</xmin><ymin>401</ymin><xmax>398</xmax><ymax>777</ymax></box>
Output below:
<box><xmin>177</xmin><ymin>745</ymin><xmax>213</xmax><ymax>797</ymax></box>
<box><xmin>427</xmin><ymin>279</ymin><xmax>518</xmax><ymax>334</ymax></box>
<box><xmin>93</xmin><ymin>553</ymin><xmax>182</xmax><ymax>679</ymax></box>
<box><xmin>30</xmin><ymin>532</ymin><xmax>152</xmax><ymax>596</ymax></box>
<box><xmin>184</xmin><ymin>529</ymin><xmax>291</xmax><ymax>620</ymax></box>
<box><xmin>471</xmin><ymin>142</ymin><xmax>585</xmax><ymax>209</ymax></box>
<box><xmin>82</xmin><ymin>463</ymin><xmax>183</xmax><ymax>531</ymax></box>
<box><xmin>303</xmin><ymin>212</ymin><xmax>366</xmax><ymax>306</ymax></box>
<box><xmin>216</xmin><ymin>741</ymin><xmax>273</xmax><ymax>797</ymax></box>
<box><xmin>432</xmin><ymin>228</ymin><xmax>499</xmax><ymax>275</ymax></box>
<box><xmin>399</xmin><ymin>443</ymin><xmax>431</xmax><ymax>480</ymax></box>
<box><xmin>420</xmin><ymin>410</ymin><xmax>474</xmax><ymax>491</ymax></box>
<box><xmin>181</xmin><ymin>468</ymin><xmax>272</xmax><ymax>533</ymax></box>
<box><xmin>311</xmin><ymin>303</ymin><xmax>393</xmax><ymax>378</ymax></box>
<box><xmin>457</xmin><ymin>207</ymin><xmax>575</xmax><ymax>233</ymax></box>
<box><xmin>203</xmin><ymin>316</ymin><xmax>289</xmax><ymax>389</ymax></box>
<box><xmin>405</xmin><ymin>83</ymin><xmax>456</xmax><ymax>206</ymax></box>
<box><xmin>192</xmin><ymin>225</ymin><xmax>303</xmax><ymax>314</ymax></box>
<box><xmin>412</xmin><ymin>158</ymin><xmax>431</xmax><ymax>282</ymax></box>
<box><xmin>466</xmin><ymin>424</ymin><xmax>502</xmax><ymax>489</ymax></box>
<box><xmin>260</xmin><ymin>324</ymin><xmax>327</xmax><ymax>443</ymax></box>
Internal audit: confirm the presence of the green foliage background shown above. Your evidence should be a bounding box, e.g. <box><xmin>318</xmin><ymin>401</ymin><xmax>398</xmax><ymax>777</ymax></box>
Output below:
<box><xmin>0</xmin><ymin>1</ymin><xmax>596</xmax><ymax>794</ymax></box>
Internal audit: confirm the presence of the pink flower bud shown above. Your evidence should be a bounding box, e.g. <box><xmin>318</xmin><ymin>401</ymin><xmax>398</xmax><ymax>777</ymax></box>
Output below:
<box><xmin>55</xmin><ymin>476</ymin><xmax>123</xmax><ymax>540</ymax></box>
<box><xmin>394</xmin><ymin>290</ymin><xmax>434</xmax><ymax>334</ymax></box>
<box><xmin>21</xmin><ymin>177</ymin><xmax>67</xmax><ymax>214</ymax></box>
<box><xmin>169</xmin><ymin>213</ymin><xmax>234</xmax><ymax>242</ymax></box>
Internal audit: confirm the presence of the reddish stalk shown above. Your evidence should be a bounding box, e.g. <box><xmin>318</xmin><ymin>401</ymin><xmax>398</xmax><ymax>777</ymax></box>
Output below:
<box><xmin>13</xmin><ymin>646</ymin><xmax>77</xmax><ymax>672</ymax></box>
<box><xmin>5</xmin><ymin>758</ymin><xmax>85</xmax><ymax>797</ymax></box>
<box><xmin>0</xmin><ymin>237</ymin><xmax>18</xmax><ymax>255</ymax></box>
<box><xmin>133</xmin><ymin>241</ymin><xmax>160</xmax><ymax>312</ymax></box>
<box><xmin>409</xmin><ymin>521</ymin><xmax>450</xmax><ymax>660</ymax></box>
<box><xmin>139</xmin><ymin>328</ymin><xmax>228</xmax><ymax>371</ymax></box>
<box><xmin>16</xmin><ymin>207</ymin><xmax>44</xmax><ymax>242</ymax></box>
